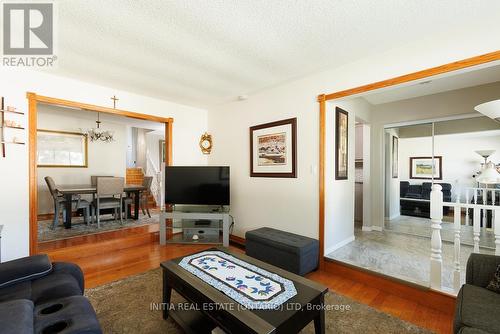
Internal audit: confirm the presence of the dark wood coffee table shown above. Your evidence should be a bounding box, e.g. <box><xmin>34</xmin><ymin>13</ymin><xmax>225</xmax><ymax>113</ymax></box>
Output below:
<box><xmin>161</xmin><ymin>247</ymin><xmax>328</xmax><ymax>334</ymax></box>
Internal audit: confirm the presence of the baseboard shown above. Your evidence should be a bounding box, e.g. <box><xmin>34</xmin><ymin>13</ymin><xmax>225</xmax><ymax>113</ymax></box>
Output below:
<box><xmin>324</xmin><ymin>235</ymin><xmax>355</xmax><ymax>255</ymax></box>
<box><xmin>229</xmin><ymin>234</ymin><xmax>246</xmax><ymax>249</ymax></box>
<box><xmin>371</xmin><ymin>226</ymin><xmax>383</xmax><ymax>231</ymax></box>
<box><xmin>361</xmin><ymin>226</ymin><xmax>372</xmax><ymax>232</ymax></box>
<box><xmin>387</xmin><ymin>213</ymin><xmax>400</xmax><ymax>221</ymax></box>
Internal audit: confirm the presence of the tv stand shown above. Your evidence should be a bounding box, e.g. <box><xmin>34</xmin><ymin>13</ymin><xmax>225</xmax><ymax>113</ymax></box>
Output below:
<box><xmin>159</xmin><ymin>211</ymin><xmax>230</xmax><ymax>247</ymax></box>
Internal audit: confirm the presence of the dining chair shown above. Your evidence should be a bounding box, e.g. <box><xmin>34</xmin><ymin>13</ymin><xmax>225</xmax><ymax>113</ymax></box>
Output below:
<box><xmin>44</xmin><ymin>176</ymin><xmax>91</xmax><ymax>229</ymax></box>
<box><xmin>90</xmin><ymin>175</ymin><xmax>114</xmax><ymax>186</ymax></box>
<box><xmin>140</xmin><ymin>176</ymin><xmax>153</xmax><ymax>218</ymax></box>
<box><xmin>93</xmin><ymin>177</ymin><xmax>124</xmax><ymax>228</ymax></box>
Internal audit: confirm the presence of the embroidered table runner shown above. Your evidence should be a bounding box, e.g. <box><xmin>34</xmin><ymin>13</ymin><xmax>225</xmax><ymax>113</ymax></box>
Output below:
<box><xmin>179</xmin><ymin>251</ymin><xmax>297</xmax><ymax>310</ymax></box>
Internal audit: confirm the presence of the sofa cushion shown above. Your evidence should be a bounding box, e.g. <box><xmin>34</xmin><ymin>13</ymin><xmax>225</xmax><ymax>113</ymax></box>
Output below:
<box><xmin>455</xmin><ymin>284</ymin><xmax>500</xmax><ymax>334</ymax></box>
<box><xmin>0</xmin><ymin>299</ymin><xmax>34</xmax><ymax>334</ymax></box>
<box><xmin>0</xmin><ymin>254</ymin><xmax>52</xmax><ymax>289</ymax></box>
<box><xmin>486</xmin><ymin>265</ymin><xmax>500</xmax><ymax>293</ymax></box>
<box><xmin>34</xmin><ymin>296</ymin><xmax>102</xmax><ymax>334</ymax></box>
<box><xmin>31</xmin><ymin>273</ymin><xmax>83</xmax><ymax>304</ymax></box>
<box><xmin>0</xmin><ymin>281</ymin><xmax>31</xmax><ymax>303</ymax></box>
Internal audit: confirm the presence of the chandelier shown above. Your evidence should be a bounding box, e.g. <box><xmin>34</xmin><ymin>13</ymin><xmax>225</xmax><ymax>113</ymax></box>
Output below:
<box><xmin>83</xmin><ymin>112</ymin><xmax>114</xmax><ymax>143</ymax></box>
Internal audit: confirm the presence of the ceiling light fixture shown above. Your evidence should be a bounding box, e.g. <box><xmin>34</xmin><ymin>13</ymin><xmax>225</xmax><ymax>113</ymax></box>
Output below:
<box><xmin>83</xmin><ymin>112</ymin><xmax>114</xmax><ymax>143</ymax></box>
<box><xmin>475</xmin><ymin>99</ymin><xmax>500</xmax><ymax>123</ymax></box>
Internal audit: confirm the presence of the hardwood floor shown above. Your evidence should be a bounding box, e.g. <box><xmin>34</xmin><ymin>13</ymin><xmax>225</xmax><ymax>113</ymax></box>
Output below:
<box><xmin>40</xmin><ymin>225</ymin><xmax>453</xmax><ymax>334</ymax></box>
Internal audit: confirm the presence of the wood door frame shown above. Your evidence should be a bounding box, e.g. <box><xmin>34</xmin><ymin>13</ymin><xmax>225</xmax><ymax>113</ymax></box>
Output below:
<box><xmin>317</xmin><ymin>50</ymin><xmax>500</xmax><ymax>269</ymax></box>
<box><xmin>28</xmin><ymin>92</ymin><xmax>174</xmax><ymax>255</ymax></box>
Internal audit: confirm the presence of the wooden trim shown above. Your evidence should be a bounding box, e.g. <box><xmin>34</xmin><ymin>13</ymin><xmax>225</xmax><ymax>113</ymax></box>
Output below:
<box><xmin>36</xmin><ymin>129</ymin><xmax>88</xmax><ymax>168</ymax></box>
<box><xmin>165</xmin><ymin>121</ymin><xmax>173</xmax><ymax>166</ymax></box>
<box><xmin>249</xmin><ymin>117</ymin><xmax>297</xmax><ymax>178</ymax></box>
<box><xmin>28</xmin><ymin>92</ymin><xmax>174</xmax><ymax>254</ymax></box>
<box><xmin>324</xmin><ymin>50</ymin><xmax>500</xmax><ymax>101</ymax></box>
<box><xmin>29</xmin><ymin>93</ymin><xmax>174</xmax><ymax>123</ymax></box>
<box><xmin>28</xmin><ymin>92</ymin><xmax>38</xmax><ymax>255</ymax></box>
<box><xmin>317</xmin><ymin>50</ymin><xmax>500</xmax><ymax>271</ymax></box>
<box><xmin>409</xmin><ymin>156</ymin><xmax>443</xmax><ymax>180</ymax></box>
<box><xmin>324</xmin><ymin>259</ymin><xmax>456</xmax><ymax>315</ymax></box>
<box><xmin>318</xmin><ymin>94</ymin><xmax>326</xmax><ymax>270</ymax></box>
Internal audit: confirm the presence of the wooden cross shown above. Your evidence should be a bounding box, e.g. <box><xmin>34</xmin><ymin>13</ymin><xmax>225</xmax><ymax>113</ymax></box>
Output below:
<box><xmin>111</xmin><ymin>95</ymin><xmax>119</xmax><ymax>109</ymax></box>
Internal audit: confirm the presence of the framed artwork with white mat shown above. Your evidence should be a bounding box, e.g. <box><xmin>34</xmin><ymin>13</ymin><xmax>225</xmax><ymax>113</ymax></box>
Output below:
<box><xmin>250</xmin><ymin>118</ymin><xmax>297</xmax><ymax>178</ymax></box>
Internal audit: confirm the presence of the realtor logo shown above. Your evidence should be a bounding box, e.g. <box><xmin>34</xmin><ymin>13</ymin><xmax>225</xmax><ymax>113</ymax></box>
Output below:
<box><xmin>2</xmin><ymin>2</ymin><xmax>56</xmax><ymax>67</ymax></box>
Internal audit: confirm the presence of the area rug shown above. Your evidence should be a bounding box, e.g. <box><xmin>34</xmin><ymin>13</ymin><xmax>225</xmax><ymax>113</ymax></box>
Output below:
<box><xmin>85</xmin><ymin>268</ymin><xmax>433</xmax><ymax>334</ymax></box>
<box><xmin>38</xmin><ymin>212</ymin><xmax>159</xmax><ymax>242</ymax></box>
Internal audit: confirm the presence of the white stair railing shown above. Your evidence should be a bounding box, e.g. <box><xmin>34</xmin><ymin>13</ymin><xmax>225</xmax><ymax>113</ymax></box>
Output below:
<box><xmin>430</xmin><ymin>185</ymin><xmax>500</xmax><ymax>293</ymax></box>
<box><xmin>430</xmin><ymin>184</ymin><xmax>443</xmax><ymax>290</ymax></box>
<box><xmin>146</xmin><ymin>152</ymin><xmax>163</xmax><ymax>210</ymax></box>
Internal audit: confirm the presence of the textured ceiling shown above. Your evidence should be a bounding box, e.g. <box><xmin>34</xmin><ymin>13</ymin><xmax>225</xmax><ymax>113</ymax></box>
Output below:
<box><xmin>47</xmin><ymin>0</ymin><xmax>500</xmax><ymax>107</ymax></box>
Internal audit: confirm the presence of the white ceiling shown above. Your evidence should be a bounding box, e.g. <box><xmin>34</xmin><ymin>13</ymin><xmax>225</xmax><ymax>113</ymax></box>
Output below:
<box><xmin>46</xmin><ymin>0</ymin><xmax>500</xmax><ymax>107</ymax></box>
<box><xmin>362</xmin><ymin>64</ymin><xmax>500</xmax><ymax>105</ymax></box>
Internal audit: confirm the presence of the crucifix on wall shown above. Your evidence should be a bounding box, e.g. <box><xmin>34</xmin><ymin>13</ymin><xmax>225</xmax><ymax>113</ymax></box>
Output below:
<box><xmin>111</xmin><ymin>95</ymin><xmax>119</xmax><ymax>109</ymax></box>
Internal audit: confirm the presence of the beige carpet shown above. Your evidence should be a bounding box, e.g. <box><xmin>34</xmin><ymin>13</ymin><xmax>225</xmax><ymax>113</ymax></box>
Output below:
<box><xmin>85</xmin><ymin>269</ymin><xmax>433</xmax><ymax>334</ymax></box>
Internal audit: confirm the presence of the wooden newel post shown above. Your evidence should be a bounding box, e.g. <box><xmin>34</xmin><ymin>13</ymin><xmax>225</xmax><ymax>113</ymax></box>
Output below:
<box><xmin>430</xmin><ymin>184</ymin><xmax>443</xmax><ymax>289</ymax></box>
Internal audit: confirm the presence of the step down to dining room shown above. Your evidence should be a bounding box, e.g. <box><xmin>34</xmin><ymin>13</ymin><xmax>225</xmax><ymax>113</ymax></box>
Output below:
<box><xmin>39</xmin><ymin>224</ymin><xmax>160</xmax><ymax>262</ymax></box>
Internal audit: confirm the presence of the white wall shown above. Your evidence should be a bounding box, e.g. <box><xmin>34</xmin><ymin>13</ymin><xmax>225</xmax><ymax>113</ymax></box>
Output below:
<box><xmin>37</xmin><ymin>105</ymin><xmax>127</xmax><ymax>214</ymax></box>
<box><xmin>0</xmin><ymin>69</ymin><xmax>208</xmax><ymax>261</ymax></box>
<box><xmin>145</xmin><ymin>132</ymin><xmax>164</xmax><ymax>172</ymax></box>
<box><xmin>384</xmin><ymin>129</ymin><xmax>400</xmax><ymax>220</ymax></box>
<box><xmin>399</xmin><ymin>132</ymin><xmax>500</xmax><ymax>198</ymax></box>
<box><xmin>324</xmin><ymin>98</ymin><xmax>373</xmax><ymax>253</ymax></box>
<box><xmin>208</xmin><ymin>23</ymin><xmax>500</xmax><ymax>255</ymax></box>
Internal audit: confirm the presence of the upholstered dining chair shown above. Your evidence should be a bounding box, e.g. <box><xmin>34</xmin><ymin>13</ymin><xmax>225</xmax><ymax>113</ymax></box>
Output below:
<box><xmin>93</xmin><ymin>177</ymin><xmax>124</xmax><ymax>228</ymax></box>
<box><xmin>90</xmin><ymin>175</ymin><xmax>114</xmax><ymax>186</ymax></box>
<box><xmin>140</xmin><ymin>176</ymin><xmax>153</xmax><ymax>218</ymax></box>
<box><xmin>44</xmin><ymin>176</ymin><xmax>91</xmax><ymax>229</ymax></box>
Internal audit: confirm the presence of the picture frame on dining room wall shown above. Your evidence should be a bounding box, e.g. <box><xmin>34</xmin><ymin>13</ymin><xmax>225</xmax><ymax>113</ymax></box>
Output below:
<box><xmin>409</xmin><ymin>156</ymin><xmax>442</xmax><ymax>180</ymax></box>
<box><xmin>335</xmin><ymin>107</ymin><xmax>349</xmax><ymax>180</ymax></box>
<box><xmin>249</xmin><ymin>118</ymin><xmax>297</xmax><ymax>178</ymax></box>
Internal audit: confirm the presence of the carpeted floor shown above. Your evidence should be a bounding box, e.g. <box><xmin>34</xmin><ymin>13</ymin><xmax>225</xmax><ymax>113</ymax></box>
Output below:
<box><xmin>38</xmin><ymin>212</ymin><xmax>159</xmax><ymax>242</ymax></box>
<box><xmin>85</xmin><ymin>268</ymin><xmax>433</xmax><ymax>334</ymax></box>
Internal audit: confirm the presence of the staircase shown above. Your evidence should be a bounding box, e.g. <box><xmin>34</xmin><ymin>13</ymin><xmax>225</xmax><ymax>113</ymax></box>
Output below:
<box><xmin>126</xmin><ymin>168</ymin><xmax>157</xmax><ymax>208</ymax></box>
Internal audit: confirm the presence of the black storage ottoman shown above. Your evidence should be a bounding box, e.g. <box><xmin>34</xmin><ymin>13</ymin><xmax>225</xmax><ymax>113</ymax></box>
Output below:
<box><xmin>245</xmin><ymin>227</ymin><xmax>319</xmax><ymax>276</ymax></box>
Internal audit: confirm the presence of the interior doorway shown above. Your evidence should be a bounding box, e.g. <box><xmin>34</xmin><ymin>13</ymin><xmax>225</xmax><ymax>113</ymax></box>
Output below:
<box><xmin>28</xmin><ymin>93</ymin><xmax>173</xmax><ymax>255</ymax></box>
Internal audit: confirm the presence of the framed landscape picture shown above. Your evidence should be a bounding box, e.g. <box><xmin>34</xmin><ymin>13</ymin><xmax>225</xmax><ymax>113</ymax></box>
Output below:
<box><xmin>392</xmin><ymin>136</ymin><xmax>399</xmax><ymax>178</ymax></box>
<box><xmin>250</xmin><ymin>118</ymin><xmax>297</xmax><ymax>178</ymax></box>
<box><xmin>335</xmin><ymin>107</ymin><xmax>348</xmax><ymax>180</ymax></box>
<box><xmin>410</xmin><ymin>156</ymin><xmax>442</xmax><ymax>180</ymax></box>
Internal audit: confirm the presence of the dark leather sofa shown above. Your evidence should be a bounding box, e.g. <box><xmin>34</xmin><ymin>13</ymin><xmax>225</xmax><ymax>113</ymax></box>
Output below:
<box><xmin>454</xmin><ymin>253</ymin><xmax>500</xmax><ymax>334</ymax></box>
<box><xmin>0</xmin><ymin>254</ymin><xmax>101</xmax><ymax>334</ymax></box>
<box><xmin>400</xmin><ymin>181</ymin><xmax>452</xmax><ymax>218</ymax></box>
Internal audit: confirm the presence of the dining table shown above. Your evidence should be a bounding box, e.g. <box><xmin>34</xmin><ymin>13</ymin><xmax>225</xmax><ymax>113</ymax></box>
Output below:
<box><xmin>56</xmin><ymin>184</ymin><xmax>146</xmax><ymax>228</ymax></box>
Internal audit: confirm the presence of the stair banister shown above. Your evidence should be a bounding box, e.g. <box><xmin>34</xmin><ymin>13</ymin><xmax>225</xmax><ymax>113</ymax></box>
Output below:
<box><xmin>495</xmin><ymin>208</ymin><xmax>500</xmax><ymax>256</ymax></box>
<box><xmin>430</xmin><ymin>184</ymin><xmax>443</xmax><ymax>289</ymax></box>
<box><xmin>453</xmin><ymin>190</ymin><xmax>461</xmax><ymax>292</ymax></box>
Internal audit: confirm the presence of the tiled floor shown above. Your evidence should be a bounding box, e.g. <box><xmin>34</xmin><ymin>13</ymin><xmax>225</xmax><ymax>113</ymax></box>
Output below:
<box><xmin>385</xmin><ymin>215</ymin><xmax>496</xmax><ymax>250</ymax></box>
<box><xmin>326</xmin><ymin>223</ymin><xmax>495</xmax><ymax>293</ymax></box>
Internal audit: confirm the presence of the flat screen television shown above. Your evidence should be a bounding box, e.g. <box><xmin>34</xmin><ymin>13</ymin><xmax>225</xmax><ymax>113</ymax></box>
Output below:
<box><xmin>165</xmin><ymin>166</ymin><xmax>230</xmax><ymax>205</ymax></box>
